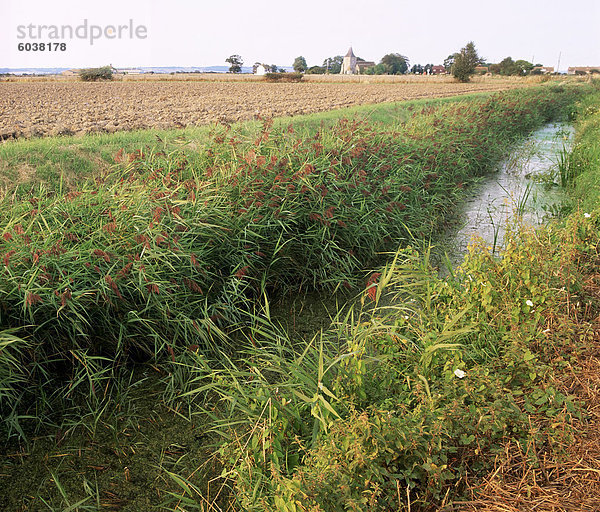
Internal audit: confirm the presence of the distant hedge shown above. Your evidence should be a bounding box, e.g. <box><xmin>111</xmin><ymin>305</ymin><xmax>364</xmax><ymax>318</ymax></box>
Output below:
<box><xmin>265</xmin><ymin>72</ymin><xmax>303</xmax><ymax>82</ymax></box>
<box><xmin>79</xmin><ymin>66</ymin><xmax>113</xmax><ymax>82</ymax></box>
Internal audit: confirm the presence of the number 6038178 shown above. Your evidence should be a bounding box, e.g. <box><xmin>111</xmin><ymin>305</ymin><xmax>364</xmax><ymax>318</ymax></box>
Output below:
<box><xmin>17</xmin><ymin>42</ymin><xmax>67</xmax><ymax>51</ymax></box>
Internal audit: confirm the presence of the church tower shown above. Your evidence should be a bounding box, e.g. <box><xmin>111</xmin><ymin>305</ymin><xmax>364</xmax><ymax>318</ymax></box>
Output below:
<box><xmin>340</xmin><ymin>47</ymin><xmax>357</xmax><ymax>74</ymax></box>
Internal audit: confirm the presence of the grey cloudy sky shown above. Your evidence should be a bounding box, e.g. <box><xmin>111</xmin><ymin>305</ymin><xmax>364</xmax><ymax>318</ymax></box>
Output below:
<box><xmin>1</xmin><ymin>0</ymin><xmax>599</xmax><ymax>71</ymax></box>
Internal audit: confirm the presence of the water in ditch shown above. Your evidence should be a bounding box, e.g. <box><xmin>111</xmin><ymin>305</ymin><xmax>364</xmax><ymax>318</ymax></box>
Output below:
<box><xmin>271</xmin><ymin>122</ymin><xmax>575</xmax><ymax>335</ymax></box>
<box><xmin>439</xmin><ymin>122</ymin><xmax>574</xmax><ymax>269</ymax></box>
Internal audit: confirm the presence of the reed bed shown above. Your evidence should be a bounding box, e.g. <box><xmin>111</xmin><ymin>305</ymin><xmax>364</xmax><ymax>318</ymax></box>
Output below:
<box><xmin>1</xmin><ymin>83</ymin><xmax>598</xmax><ymax>511</ymax></box>
<box><xmin>0</xmin><ymin>85</ymin><xmax>587</xmax><ymax>437</ymax></box>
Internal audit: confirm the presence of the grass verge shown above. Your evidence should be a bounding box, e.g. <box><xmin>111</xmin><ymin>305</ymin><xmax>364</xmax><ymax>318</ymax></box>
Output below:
<box><xmin>0</xmin><ymin>92</ymin><xmax>517</xmax><ymax>194</ymax></box>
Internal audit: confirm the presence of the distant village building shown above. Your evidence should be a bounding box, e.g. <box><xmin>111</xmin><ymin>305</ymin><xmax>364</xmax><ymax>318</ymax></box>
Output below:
<box><xmin>61</xmin><ymin>69</ymin><xmax>79</xmax><ymax>76</ymax></box>
<box><xmin>356</xmin><ymin>60</ymin><xmax>376</xmax><ymax>73</ymax></box>
<box><xmin>254</xmin><ymin>64</ymin><xmax>267</xmax><ymax>75</ymax></box>
<box><xmin>340</xmin><ymin>47</ymin><xmax>375</xmax><ymax>74</ymax></box>
<box><xmin>568</xmin><ymin>66</ymin><xmax>600</xmax><ymax>75</ymax></box>
<box><xmin>431</xmin><ymin>65</ymin><xmax>446</xmax><ymax>75</ymax></box>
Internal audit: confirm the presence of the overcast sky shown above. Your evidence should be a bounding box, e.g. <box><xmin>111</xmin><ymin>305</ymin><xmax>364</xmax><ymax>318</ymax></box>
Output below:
<box><xmin>1</xmin><ymin>0</ymin><xmax>599</xmax><ymax>71</ymax></box>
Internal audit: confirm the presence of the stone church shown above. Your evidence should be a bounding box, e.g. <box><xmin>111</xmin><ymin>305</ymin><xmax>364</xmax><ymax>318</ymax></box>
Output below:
<box><xmin>340</xmin><ymin>47</ymin><xmax>375</xmax><ymax>74</ymax></box>
<box><xmin>340</xmin><ymin>47</ymin><xmax>357</xmax><ymax>74</ymax></box>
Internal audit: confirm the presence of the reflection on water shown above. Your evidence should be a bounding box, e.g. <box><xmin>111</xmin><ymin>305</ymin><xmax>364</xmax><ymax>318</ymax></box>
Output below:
<box><xmin>444</xmin><ymin>123</ymin><xmax>574</xmax><ymax>267</ymax></box>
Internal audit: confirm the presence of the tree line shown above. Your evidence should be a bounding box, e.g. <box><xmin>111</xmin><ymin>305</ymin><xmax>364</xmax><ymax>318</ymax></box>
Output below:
<box><xmin>297</xmin><ymin>54</ymin><xmax>410</xmax><ymax>75</ymax></box>
<box><xmin>226</xmin><ymin>42</ymin><xmax>549</xmax><ymax>82</ymax></box>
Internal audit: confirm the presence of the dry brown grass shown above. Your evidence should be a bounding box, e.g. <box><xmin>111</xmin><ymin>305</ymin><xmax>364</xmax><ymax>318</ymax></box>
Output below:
<box><xmin>451</xmin><ymin>361</ymin><xmax>600</xmax><ymax>511</ymax></box>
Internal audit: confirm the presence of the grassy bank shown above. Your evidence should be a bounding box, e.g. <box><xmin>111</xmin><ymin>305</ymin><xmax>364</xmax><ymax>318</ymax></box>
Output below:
<box><xmin>1</xmin><ymin>84</ymin><xmax>598</xmax><ymax>511</ymax></box>
<box><xmin>0</xmin><ymin>92</ymin><xmax>518</xmax><ymax>194</ymax></box>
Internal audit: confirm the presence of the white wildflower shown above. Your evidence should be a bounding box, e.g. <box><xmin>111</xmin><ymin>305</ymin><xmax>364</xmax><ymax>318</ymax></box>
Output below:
<box><xmin>584</xmin><ymin>213</ymin><xmax>591</xmax><ymax>218</ymax></box>
<box><xmin>526</xmin><ymin>300</ymin><xmax>534</xmax><ymax>307</ymax></box>
<box><xmin>454</xmin><ymin>368</ymin><xmax>466</xmax><ymax>379</ymax></box>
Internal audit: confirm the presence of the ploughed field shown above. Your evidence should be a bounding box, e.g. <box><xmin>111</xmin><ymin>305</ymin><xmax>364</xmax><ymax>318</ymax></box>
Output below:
<box><xmin>0</xmin><ymin>80</ymin><xmax>525</xmax><ymax>139</ymax></box>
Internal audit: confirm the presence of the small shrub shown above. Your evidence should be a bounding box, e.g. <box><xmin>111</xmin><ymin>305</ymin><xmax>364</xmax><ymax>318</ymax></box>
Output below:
<box><xmin>265</xmin><ymin>72</ymin><xmax>303</xmax><ymax>82</ymax></box>
<box><xmin>79</xmin><ymin>66</ymin><xmax>113</xmax><ymax>82</ymax></box>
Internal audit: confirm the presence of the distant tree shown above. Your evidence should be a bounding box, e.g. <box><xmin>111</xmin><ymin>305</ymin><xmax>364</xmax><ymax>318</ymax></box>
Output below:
<box><xmin>498</xmin><ymin>57</ymin><xmax>517</xmax><ymax>75</ymax></box>
<box><xmin>496</xmin><ymin>57</ymin><xmax>535</xmax><ymax>76</ymax></box>
<box><xmin>380</xmin><ymin>53</ymin><xmax>409</xmax><ymax>74</ymax></box>
<box><xmin>307</xmin><ymin>65</ymin><xmax>326</xmax><ymax>74</ymax></box>
<box><xmin>499</xmin><ymin>57</ymin><xmax>514</xmax><ymax>75</ymax></box>
<box><xmin>293</xmin><ymin>56</ymin><xmax>308</xmax><ymax>73</ymax></box>
<box><xmin>423</xmin><ymin>63</ymin><xmax>434</xmax><ymax>74</ymax></box>
<box><xmin>79</xmin><ymin>66</ymin><xmax>113</xmax><ymax>81</ymax></box>
<box><xmin>364</xmin><ymin>65</ymin><xmax>380</xmax><ymax>75</ymax></box>
<box><xmin>253</xmin><ymin>63</ymin><xmax>279</xmax><ymax>74</ymax></box>
<box><xmin>452</xmin><ymin>41</ymin><xmax>483</xmax><ymax>82</ymax></box>
<box><xmin>488</xmin><ymin>63</ymin><xmax>501</xmax><ymax>74</ymax></box>
<box><xmin>322</xmin><ymin>56</ymin><xmax>343</xmax><ymax>74</ymax></box>
<box><xmin>514</xmin><ymin>59</ymin><xmax>534</xmax><ymax>75</ymax></box>
<box><xmin>226</xmin><ymin>54</ymin><xmax>243</xmax><ymax>73</ymax></box>
<box><xmin>365</xmin><ymin>63</ymin><xmax>387</xmax><ymax>75</ymax></box>
<box><xmin>411</xmin><ymin>64</ymin><xmax>423</xmax><ymax>74</ymax></box>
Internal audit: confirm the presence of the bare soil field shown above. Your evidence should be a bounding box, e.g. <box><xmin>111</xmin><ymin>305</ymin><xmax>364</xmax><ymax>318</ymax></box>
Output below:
<box><xmin>0</xmin><ymin>79</ymin><xmax>528</xmax><ymax>139</ymax></box>
<box><xmin>0</xmin><ymin>72</ymin><xmax>527</xmax><ymax>83</ymax></box>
